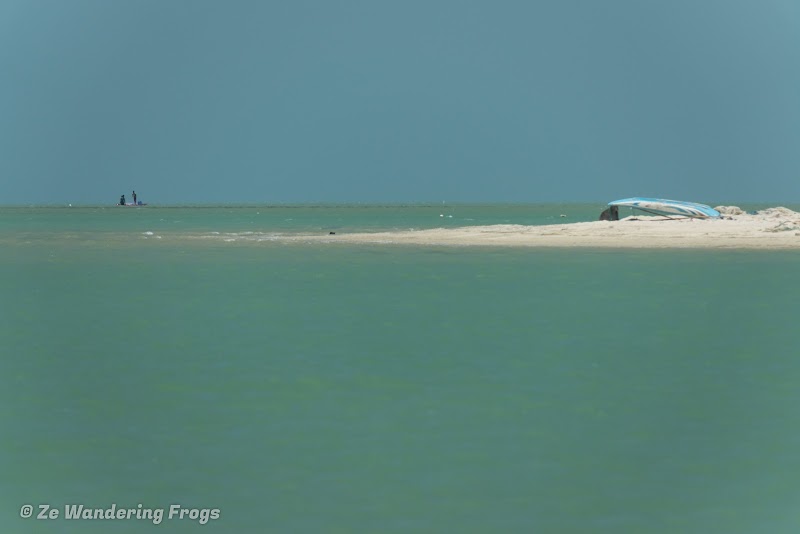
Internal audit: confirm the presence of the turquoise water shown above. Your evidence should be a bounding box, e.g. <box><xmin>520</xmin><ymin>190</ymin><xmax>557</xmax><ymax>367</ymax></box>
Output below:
<box><xmin>2</xmin><ymin>206</ymin><xmax>800</xmax><ymax>533</ymax></box>
<box><xmin>0</xmin><ymin>204</ymin><xmax>600</xmax><ymax>236</ymax></box>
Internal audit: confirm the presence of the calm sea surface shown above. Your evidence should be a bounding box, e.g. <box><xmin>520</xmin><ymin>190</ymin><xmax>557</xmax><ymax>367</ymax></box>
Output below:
<box><xmin>2</xmin><ymin>205</ymin><xmax>800</xmax><ymax>533</ymax></box>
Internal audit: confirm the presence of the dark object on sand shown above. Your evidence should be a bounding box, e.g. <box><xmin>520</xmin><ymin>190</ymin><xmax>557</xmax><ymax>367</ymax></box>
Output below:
<box><xmin>599</xmin><ymin>205</ymin><xmax>619</xmax><ymax>221</ymax></box>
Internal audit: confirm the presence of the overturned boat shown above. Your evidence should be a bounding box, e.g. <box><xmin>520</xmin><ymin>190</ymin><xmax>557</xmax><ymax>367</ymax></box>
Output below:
<box><xmin>599</xmin><ymin>198</ymin><xmax>721</xmax><ymax>221</ymax></box>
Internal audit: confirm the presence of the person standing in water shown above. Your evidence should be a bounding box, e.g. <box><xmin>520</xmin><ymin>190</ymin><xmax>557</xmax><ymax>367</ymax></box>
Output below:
<box><xmin>132</xmin><ymin>190</ymin><xmax>137</xmax><ymax>205</ymax></box>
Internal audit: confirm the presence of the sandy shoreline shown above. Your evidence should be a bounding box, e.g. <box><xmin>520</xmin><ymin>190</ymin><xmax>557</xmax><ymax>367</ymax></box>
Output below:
<box><xmin>270</xmin><ymin>206</ymin><xmax>800</xmax><ymax>249</ymax></box>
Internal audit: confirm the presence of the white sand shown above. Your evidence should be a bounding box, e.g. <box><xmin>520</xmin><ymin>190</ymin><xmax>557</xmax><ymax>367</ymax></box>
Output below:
<box><xmin>275</xmin><ymin>206</ymin><xmax>800</xmax><ymax>249</ymax></box>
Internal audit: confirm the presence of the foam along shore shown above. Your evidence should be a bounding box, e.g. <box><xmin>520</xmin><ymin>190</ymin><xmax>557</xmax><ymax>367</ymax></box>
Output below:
<box><xmin>270</xmin><ymin>206</ymin><xmax>800</xmax><ymax>249</ymax></box>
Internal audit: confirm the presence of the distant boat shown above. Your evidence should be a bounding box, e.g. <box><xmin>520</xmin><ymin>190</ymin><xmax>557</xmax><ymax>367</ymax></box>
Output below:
<box><xmin>600</xmin><ymin>198</ymin><xmax>721</xmax><ymax>220</ymax></box>
<box><xmin>117</xmin><ymin>202</ymin><xmax>148</xmax><ymax>207</ymax></box>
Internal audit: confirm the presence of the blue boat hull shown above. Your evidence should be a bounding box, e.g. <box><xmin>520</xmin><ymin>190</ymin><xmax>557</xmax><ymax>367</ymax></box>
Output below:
<box><xmin>608</xmin><ymin>198</ymin><xmax>720</xmax><ymax>219</ymax></box>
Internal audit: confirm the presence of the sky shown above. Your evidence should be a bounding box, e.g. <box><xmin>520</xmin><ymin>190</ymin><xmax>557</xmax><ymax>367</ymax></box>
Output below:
<box><xmin>1</xmin><ymin>0</ymin><xmax>799</xmax><ymax>205</ymax></box>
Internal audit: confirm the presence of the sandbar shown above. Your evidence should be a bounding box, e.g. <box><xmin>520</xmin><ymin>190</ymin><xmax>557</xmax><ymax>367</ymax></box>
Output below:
<box><xmin>284</xmin><ymin>207</ymin><xmax>800</xmax><ymax>249</ymax></box>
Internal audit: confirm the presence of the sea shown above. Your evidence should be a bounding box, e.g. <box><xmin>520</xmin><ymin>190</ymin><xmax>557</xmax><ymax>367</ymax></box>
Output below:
<box><xmin>2</xmin><ymin>204</ymin><xmax>800</xmax><ymax>533</ymax></box>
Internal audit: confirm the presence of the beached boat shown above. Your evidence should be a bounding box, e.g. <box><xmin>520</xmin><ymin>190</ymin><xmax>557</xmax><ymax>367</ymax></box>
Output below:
<box><xmin>600</xmin><ymin>198</ymin><xmax>720</xmax><ymax>220</ymax></box>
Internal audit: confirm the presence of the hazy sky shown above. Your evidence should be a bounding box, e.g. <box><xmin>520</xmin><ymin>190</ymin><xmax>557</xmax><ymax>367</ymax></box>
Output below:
<box><xmin>1</xmin><ymin>0</ymin><xmax>798</xmax><ymax>204</ymax></box>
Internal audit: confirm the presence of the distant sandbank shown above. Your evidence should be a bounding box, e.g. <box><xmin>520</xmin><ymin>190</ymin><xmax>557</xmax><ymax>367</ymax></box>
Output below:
<box><xmin>286</xmin><ymin>206</ymin><xmax>800</xmax><ymax>249</ymax></box>
<box><xmin>197</xmin><ymin>206</ymin><xmax>800</xmax><ymax>249</ymax></box>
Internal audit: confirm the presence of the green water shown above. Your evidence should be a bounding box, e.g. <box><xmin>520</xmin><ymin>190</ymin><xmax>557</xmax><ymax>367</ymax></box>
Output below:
<box><xmin>0</xmin><ymin>204</ymin><xmax>600</xmax><ymax>234</ymax></box>
<box><xmin>2</xmin><ymin>206</ymin><xmax>800</xmax><ymax>533</ymax></box>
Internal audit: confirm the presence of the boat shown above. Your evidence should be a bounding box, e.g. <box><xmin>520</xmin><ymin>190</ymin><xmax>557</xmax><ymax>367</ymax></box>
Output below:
<box><xmin>600</xmin><ymin>197</ymin><xmax>720</xmax><ymax>220</ymax></box>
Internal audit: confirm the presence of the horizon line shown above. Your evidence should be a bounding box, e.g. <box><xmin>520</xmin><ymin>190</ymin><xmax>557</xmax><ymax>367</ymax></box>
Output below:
<box><xmin>2</xmin><ymin>200</ymin><xmax>799</xmax><ymax>209</ymax></box>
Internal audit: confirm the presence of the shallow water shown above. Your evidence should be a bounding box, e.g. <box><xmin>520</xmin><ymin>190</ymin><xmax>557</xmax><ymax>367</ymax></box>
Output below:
<box><xmin>2</xmin><ymin>206</ymin><xmax>800</xmax><ymax>532</ymax></box>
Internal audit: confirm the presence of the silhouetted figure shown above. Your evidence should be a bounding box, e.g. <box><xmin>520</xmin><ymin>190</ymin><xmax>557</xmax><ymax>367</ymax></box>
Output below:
<box><xmin>133</xmin><ymin>190</ymin><xmax>137</xmax><ymax>205</ymax></box>
<box><xmin>599</xmin><ymin>206</ymin><xmax>619</xmax><ymax>221</ymax></box>
<box><xmin>120</xmin><ymin>195</ymin><xmax>126</xmax><ymax>206</ymax></box>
